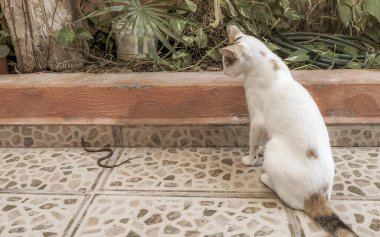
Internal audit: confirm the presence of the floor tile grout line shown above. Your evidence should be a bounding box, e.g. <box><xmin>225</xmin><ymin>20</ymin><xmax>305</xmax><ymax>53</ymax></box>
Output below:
<box><xmin>0</xmin><ymin>145</ymin><xmax>379</xmax><ymax>149</ymax></box>
<box><xmin>96</xmin><ymin>148</ymin><xmax>126</xmax><ymax>191</ymax></box>
<box><xmin>284</xmin><ymin>207</ymin><xmax>304</xmax><ymax>237</ymax></box>
<box><xmin>331</xmin><ymin>196</ymin><xmax>380</xmax><ymax>201</ymax></box>
<box><xmin>0</xmin><ymin>190</ymin><xmax>88</xmax><ymax>195</ymax></box>
<box><xmin>292</xmin><ymin>210</ymin><xmax>307</xmax><ymax>237</ymax></box>
<box><xmin>89</xmin><ymin>166</ymin><xmax>108</xmax><ymax>192</ymax></box>
<box><xmin>93</xmin><ymin>191</ymin><xmax>278</xmax><ymax>199</ymax></box>
<box><xmin>63</xmin><ymin>194</ymin><xmax>92</xmax><ymax>237</ymax></box>
<box><xmin>91</xmin><ymin>148</ymin><xmax>125</xmax><ymax>192</ymax></box>
<box><xmin>68</xmin><ymin>194</ymin><xmax>97</xmax><ymax>237</ymax></box>
<box><xmin>1</xmin><ymin>188</ymin><xmax>379</xmax><ymax>201</ymax></box>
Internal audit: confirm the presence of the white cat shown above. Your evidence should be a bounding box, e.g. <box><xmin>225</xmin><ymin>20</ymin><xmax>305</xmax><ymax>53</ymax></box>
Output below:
<box><xmin>219</xmin><ymin>25</ymin><xmax>357</xmax><ymax>237</ymax></box>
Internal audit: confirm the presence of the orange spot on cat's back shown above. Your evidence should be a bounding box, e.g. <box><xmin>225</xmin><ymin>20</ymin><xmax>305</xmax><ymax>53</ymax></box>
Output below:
<box><xmin>306</xmin><ymin>148</ymin><xmax>318</xmax><ymax>159</ymax></box>
<box><xmin>271</xmin><ymin>59</ymin><xmax>280</xmax><ymax>71</ymax></box>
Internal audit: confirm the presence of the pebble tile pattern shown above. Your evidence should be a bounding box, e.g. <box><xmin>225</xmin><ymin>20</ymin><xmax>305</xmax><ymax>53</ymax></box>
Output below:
<box><xmin>0</xmin><ymin>147</ymin><xmax>378</xmax><ymax>236</ymax></box>
<box><xmin>1</xmin><ymin>125</ymin><xmax>380</xmax><ymax>147</ymax></box>
<box><xmin>122</xmin><ymin>126</ymin><xmax>250</xmax><ymax>147</ymax></box>
<box><xmin>0</xmin><ymin>125</ymin><xmax>114</xmax><ymax>148</ymax></box>
<box><xmin>103</xmin><ymin>147</ymin><xmax>270</xmax><ymax>193</ymax></box>
<box><xmin>75</xmin><ymin>196</ymin><xmax>293</xmax><ymax>237</ymax></box>
<box><xmin>333</xmin><ymin>148</ymin><xmax>380</xmax><ymax>197</ymax></box>
<box><xmin>329</xmin><ymin>126</ymin><xmax>380</xmax><ymax>147</ymax></box>
<box><xmin>0</xmin><ymin>194</ymin><xmax>84</xmax><ymax>237</ymax></box>
<box><xmin>0</xmin><ymin>148</ymin><xmax>112</xmax><ymax>192</ymax></box>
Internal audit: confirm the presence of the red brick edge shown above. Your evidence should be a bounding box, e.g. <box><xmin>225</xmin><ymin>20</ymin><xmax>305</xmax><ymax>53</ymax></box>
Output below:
<box><xmin>0</xmin><ymin>70</ymin><xmax>379</xmax><ymax>125</ymax></box>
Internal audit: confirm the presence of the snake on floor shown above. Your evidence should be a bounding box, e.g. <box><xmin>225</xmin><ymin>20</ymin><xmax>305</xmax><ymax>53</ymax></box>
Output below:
<box><xmin>81</xmin><ymin>138</ymin><xmax>143</xmax><ymax>168</ymax></box>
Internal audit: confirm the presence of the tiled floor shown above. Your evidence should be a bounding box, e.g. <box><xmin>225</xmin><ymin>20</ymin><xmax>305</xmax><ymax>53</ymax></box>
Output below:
<box><xmin>0</xmin><ymin>147</ymin><xmax>379</xmax><ymax>237</ymax></box>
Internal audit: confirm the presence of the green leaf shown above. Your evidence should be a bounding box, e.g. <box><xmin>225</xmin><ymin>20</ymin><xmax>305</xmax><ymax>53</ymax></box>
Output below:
<box><xmin>346</xmin><ymin>61</ymin><xmax>362</xmax><ymax>69</ymax></box>
<box><xmin>338</xmin><ymin>5</ymin><xmax>352</xmax><ymax>27</ymax></box>
<box><xmin>182</xmin><ymin>36</ymin><xmax>195</xmax><ymax>45</ymax></box>
<box><xmin>341</xmin><ymin>0</ymin><xmax>353</xmax><ymax>6</ymax></box>
<box><xmin>319</xmin><ymin>50</ymin><xmax>337</xmax><ymax>59</ymax></box>
<box><xmin>363</xmin><ymin>53</ymin><xmax>378</xmax><ymax>68</ymax></box>
<box><xmin>363</xmin><ymin>0</ymin><xmax>380</xmax><ymax>22</ymax></box>
<box><xmin>376</xmin><ymin>55</ymin><xmax>380</xmax><ymax>64</ymax></box>
<box><xmin>172</xmin><ymin>50</ymin><xmax>190</xmax><ymax>60</ymax></box>
<box><xmin>82</xmin><ymin>6</ymin><xmax>126</xmax><ymax>20</ymax></box>
<box><xmin>236</xmin><ymin>4</ymin><xmax>251</xmax><ymax>19</ymax></box>
<box><xmin>296</xmin><ymin>0</ymin><xmax>310</xmax><ymax>10</ymax></box>
<box><xmin>170</xmin><ymin>19</ymin><xmax>186</xmax><ymax>35</ymax></box>
<box><xmin>185</xmin><ymin>0</ymin><xmax>197</xmax><ymax>13</ymax></box>
<box><xmin>157</xmin><ymin>58</ymin><xmax>176</xmax><ymax>70</ymax></box>
<box><xmin>208</xmin><ymin>48</ymin><xmax>222</xmax><ymax>62</ymax></box>
<box><xmin>172</xmin><ymin>49</ymin><xmax>191</xmax><ymax>68</ymax></box>
<box><xmin>0</xmin><ymin>30</ymin><xmax>10</xmax><ymax>42</ymax></box>
<box><xmin>0</xmin><ymin>45</ymin><xmax>10</xmax><ymax>57</ymax></box>
<box><xmin>374</xmin><ymin>55</ymin><xmax>380</xmax><ymax>68</ymax></box>
<box><xmin>242</xmin><ymin>21</ymin><xmax>258</xmax><ymax>35</ymax></box>
<box><xmin>285</xmin><ymin>49</ymin><xmax>310</xmax><ymax>62</ymax></box>
<box><xmin>343</xmin><ymin>46</ymin><xmax>357</xmax><ymax>59</ymax></box>
<box><xmin>75</xmin><ymin>29</ymin><xmax>93</xmax><ymax>40</ymax></box>
<box><xmin>195</xmin><ymin>29</ymin><xmax>208</xmax><ymax>49</ymax></box>
<box><xmin>280</xmin><ymin>0</ymin><xmax>290</xmax><ymax>9</ymax></box>
<box><xmin>252</xmin><ymin>7</ymin><xmax>270</xmax><ymax>24</ymax></box>
<box><xmin>284</xmin><ymin>8</ymin><xmax>302</xmax><ymax>20</ymax></box>
<box><xmin>58</xmin><ymin>26</ymin><xmax>76</xmax><ymax>47</ymax></box>
<box><xmin>265</xmin><ymin>41</ymin><xmax>280</xmax><ymax>51</ymax></box>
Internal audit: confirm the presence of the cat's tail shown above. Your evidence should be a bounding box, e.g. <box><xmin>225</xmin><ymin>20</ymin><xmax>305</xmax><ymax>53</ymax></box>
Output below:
<box><xmin>304</xmin><ymin>191</ymin><xmax>358</xmax><ymax>237</ymax></box>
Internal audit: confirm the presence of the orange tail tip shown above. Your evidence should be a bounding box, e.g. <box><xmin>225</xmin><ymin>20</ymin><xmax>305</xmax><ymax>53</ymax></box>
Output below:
<box><xmin>304</xmin><ymin>192</ymin><xmax>358</xmax><ymax>237</ymax></box>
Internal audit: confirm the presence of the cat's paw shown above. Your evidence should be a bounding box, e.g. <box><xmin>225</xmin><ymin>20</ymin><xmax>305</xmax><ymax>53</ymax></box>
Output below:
<box><xmin>241</xmin><ymin>155</ymin><xmax>255</xmax><ymax>166</ymax></box>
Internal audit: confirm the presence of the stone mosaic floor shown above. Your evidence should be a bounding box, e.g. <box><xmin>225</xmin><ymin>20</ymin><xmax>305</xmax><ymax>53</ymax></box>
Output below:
<box><xmin>0</xmin><ymin>147</ymin><xmax>379</xmax><ymax>237</ymax></box>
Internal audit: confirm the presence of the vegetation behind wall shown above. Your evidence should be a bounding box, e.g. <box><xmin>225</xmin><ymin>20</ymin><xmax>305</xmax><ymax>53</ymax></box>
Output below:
<box><xmin>1</xmin><ymin>0</ymin><xmax>379</xmax><ymax>72</ymax></box>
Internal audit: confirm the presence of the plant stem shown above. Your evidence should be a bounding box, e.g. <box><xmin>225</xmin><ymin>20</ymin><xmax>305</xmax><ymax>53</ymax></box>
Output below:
<box><xmin>177</xmin><ymin>39</ymin><xmax>226</xmax><ymax>71</ymax></box>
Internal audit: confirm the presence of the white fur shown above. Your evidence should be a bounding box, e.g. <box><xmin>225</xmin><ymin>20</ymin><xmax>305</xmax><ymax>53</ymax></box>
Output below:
<box><xmin>221</xmin><ymin>30</ymin><xmax>334</xmax><ymax>210</ymax></box>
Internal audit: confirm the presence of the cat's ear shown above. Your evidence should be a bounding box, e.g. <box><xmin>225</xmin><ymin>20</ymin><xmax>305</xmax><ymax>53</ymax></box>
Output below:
<box><xmin>218</xmin><ymin>44</ymin><xmax>242</xmax><ymax>59</ymax></box>
<box><xmin>227</xmin><ymin>25</ymin><xmax>242</xmax><ymax>44</ymax></box>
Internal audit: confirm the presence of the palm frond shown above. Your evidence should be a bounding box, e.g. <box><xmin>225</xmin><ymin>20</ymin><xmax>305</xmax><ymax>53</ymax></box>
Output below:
<box><xmin>82</xmin><ymin>0</ymin><xmax>194</xmax><ymax>59</ymax></box>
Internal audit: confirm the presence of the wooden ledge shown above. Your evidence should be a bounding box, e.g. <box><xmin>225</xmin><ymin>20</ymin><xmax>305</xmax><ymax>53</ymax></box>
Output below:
<box><xmin>0</xmin><ymin>70</ymin><xmax>379</xmax><ymax>125</ymax></box>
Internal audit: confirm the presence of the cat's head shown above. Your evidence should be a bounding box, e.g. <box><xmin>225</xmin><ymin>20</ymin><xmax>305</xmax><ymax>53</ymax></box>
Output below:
<box><xmin>219</xmin><ymin>25</ymin><xmax>267</xmax><ymax>77</ymax></box>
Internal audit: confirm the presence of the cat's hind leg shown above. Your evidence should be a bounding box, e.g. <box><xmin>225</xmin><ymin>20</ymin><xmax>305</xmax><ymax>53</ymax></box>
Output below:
<box><xmin>260</xmin><ymin>173</ymin><xmax>274</xmax><ymax>190</ymax></box>
<box><xmin>262</xmin><ymin>137</ymin><xmax>306</xmax><ymax>210</ymax></box>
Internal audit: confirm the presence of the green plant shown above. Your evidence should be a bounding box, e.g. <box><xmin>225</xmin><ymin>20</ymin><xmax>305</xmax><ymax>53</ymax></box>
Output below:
<box><xmin>57</xmin><ymin>0</ymin><xmax>380</xmax><ymax>70</ymax></box>
<box><xmin>217</xmin><ymin>0</ymin><xmax>380</xmax><ymax>69</ymax></box>
<box><xmin>0</xmin><ymin>7</ymin><xmax>10</xmax><ymax>45</ymax></box>
<box><xmin>58</xmin><ymin>26</ymin><xmax>93</xmax><ymax>47</ymax></box>
<box><xmin>82</xmin><ymin>0</ymin><xmax>196</xmax><ymax>61</ymax></box>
